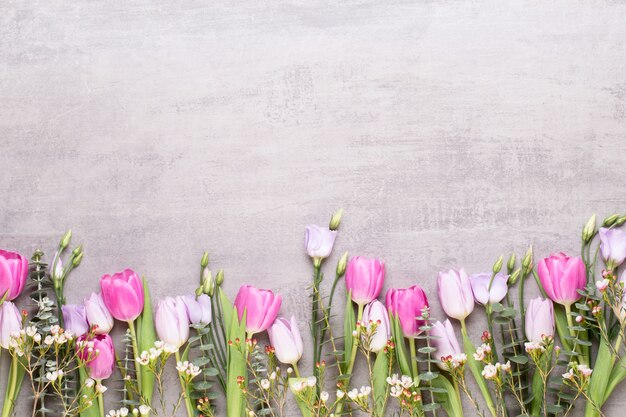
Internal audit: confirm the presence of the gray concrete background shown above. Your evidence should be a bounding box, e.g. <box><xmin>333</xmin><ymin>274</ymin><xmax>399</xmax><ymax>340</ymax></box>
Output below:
<box><xmin>1</xmin><ymin>0</ymin><xmax>626</xmax><ymax>415</ymax></box>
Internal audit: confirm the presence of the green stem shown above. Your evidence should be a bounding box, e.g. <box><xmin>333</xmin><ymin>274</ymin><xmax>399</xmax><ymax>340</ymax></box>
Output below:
<box><xmin>312</xmin><ymin>260</ymin><xmax>322</xmax><ymax>376</ymax></box>
<box><xmin>409</xmin><ymin>337</ymin><xmax>419</xmax><ymax>380</ymax></box>
<box><xmin>175</xmin><ymin>351</ymin><xmax>194</xmax><ymax>417</ymax></box>
<box><xmin>485</xmin><ymin>305</ymin><xmax>499</xmax><ymax>363</ymax></box>
<box><xmin>97</xmin><ymin>382</ymin><xmax>105</xmax><ymax>417</ymax></box>
<box><xmin>345</xmin><ymin>303</ymin><xmax>364</xmax><ymax>377</ymax></box>
<box><xmin>1</xmin><ymin>355</ymin><xmax>18</xmax><ymax>417</ymax></box>
<box><xmin>127</xmin><ymin>320</ymin><xmax>142</xmax><ymax>394</ymax></box>
<box><xmin>293</xmin><ymin>362</ymin><xmax>301</xmax><ymax>377</ymax></box>
<box><xmin>565</xmin><ymin>304</ymin><xmax>586</xmax><ymax>365</ymax></box>
<box><xmin>461</xmin><ymin>319</ymin><xmax>497</xmax><ymax>417</ymax></box>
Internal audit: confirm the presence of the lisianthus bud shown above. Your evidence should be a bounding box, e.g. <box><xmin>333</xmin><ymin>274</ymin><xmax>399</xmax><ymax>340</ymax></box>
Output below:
<box><xmin>59</xmin><ymin>230</ymin><xmax>72</xmax><ymax>249</ymax></box>
<box><xmin>361</xmin><ymin>300</ymin><xmax>390</xmax><ymax>352</ymax></box>
<box><xmin>522</xmin><ymin>246</ymin><xmax>533</xmax><ymax>274</ymax></box>
<box><xmin>201</xmin><ymin>267</ymin><xmax>215</xmax><ymax>296</ymax></box>
<box><xmin>329</xmin><ymin>208</ymin><xmax>344</xmax><ymax>231</ymax></box>
<box><xmin>604</xmin><ymin>214</ymin><xmax>620</xmax><ymax>227</ymax></box>
<box><xmin>492</xmin><ymin>256</ymin><xmax>503</xmax><ymax>274</ymax></box>
<box><xmin>507</xmin><ymin>268</ymin><xmax>521</xmax><ymax>286</ymax></box>
<box><xmin>72</xmin><ymin>252</ymin><xmax>84</xmax><ymax>267</ymax></box>
<box><xmin>0</xmin><ymin>301</ymin><xmax>22</xmax><ymax>348</ymax></box>
<box><xmin>617</xmin><ymin>216</ymin><xmax>626</xmax><ymax>227</ymax></box>
<box><xmin>62</xmin><ymin>304</ymin><xmax>89</xmax><ymax>337</ymax></box>
<box><xmin>582</xmin><ymin>214</ymin><xmax>597</xmax><ymax>243</ymax></box>
<box><xmin>507</xmin><ymin>254</ymin><xmax>516</xmax><ymax>274</ymax></box>
<box><xmin>200</xmin><ymin>252</ymin><xmax>209</xmax><ymax>268</ymax></box>
<box><xmin>336</xmin><ymin>252</ymin><xmax>349</xmax><ymax>277</ymax></box>
<box><xmin>215</xmin><ymin>269</ymin><xmax>224</xmax><ymax>286</ymax></box>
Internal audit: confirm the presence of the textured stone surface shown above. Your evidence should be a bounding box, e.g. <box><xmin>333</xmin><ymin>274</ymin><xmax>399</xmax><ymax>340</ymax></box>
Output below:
<box><xmin>1</xmin><ymin>0</ymin><xmax>626</xmax><ymax>415</ymax></box>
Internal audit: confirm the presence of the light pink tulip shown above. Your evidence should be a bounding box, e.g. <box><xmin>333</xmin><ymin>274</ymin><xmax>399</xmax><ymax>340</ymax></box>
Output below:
<box><xmin>385</xmin><ymin>285</ymin><xmax>429</xmax><ymax>338</ymax></box>
<box><xmin>155</xmin><ymin>296</ymin><xmax>190</xmax><ymax>348</ymax></box>
<box><xmin>267</xmin><ymin>316</ymin><xmax>303</xmax><ymax>365</ymax></box>
<box><xmin>304</xmin><ymin>225</ymin><xmax>337</xmax><ymax>259</ymax></box>
<box><xmin>469</xmin><ymin>272</ymin><xmax>509</xmax><ymax>305</ymax></box>
<box><xmin>537</xmin><ymin>253</ymin><xmax>586</xmax><ymax>306</ymax></box>
<box><xmin>0</xmin><ymin>250</ymin><xmax>29</xmax><ymax>301</ymax></box>
<box><xmin>0</xmin><ymin>301</ymin><xmax>22</xmax><ymax>349</ymax></box>
<box><xmin>525</xmin><ymin>297</ymin><xmax>554</xmax><ymax>342</ymax></box>
<box><xmin>84</xmin><ymin>292</ymin><xmax>114</xmax><ymax>334</ymax></box>
<box><xmin>62</xmin><ymin>304</ymin><xmax>89</xmax><ymax>337</ymax></box>
<box><xmin>345</xmin><ymin>256</ymin><xmax>385</xmax><ymax>306</ymax></box>
<box><xmin>182</xmin><ymin>294</ymin><xmax>212</xmax><ymax>325</ymax></box>
<box><xmin>100</xmin><ymin>269</ymin><xmax>144</xmax><ymax>322</ymax></box>
<box><xmin>77</xmin><ymin>334</ymin><xmax>115</xmax><ymax>380</ymax></box>
<box><xmin>234</xmin><ymin>285</ymin><xmax>282</xmax><ymax>335</ymax></box>
<box><xmin>437</xmin><ymin>269</ymin><xmax>475</xmax><ymax>321</ymax></box>
<box><xmin>431</xmin><ymin>319</ymin><xmax>462</xmax><ymax>369</ymax></box>
<box><xmin>361</xmin><ymin>300</ymin><xmax>390</xmax><ymax>352</ymax></box>
<box><xmin>599</xmin><ymin>227</ymin><xmax>626</xmax><ymax>268</ymax></box>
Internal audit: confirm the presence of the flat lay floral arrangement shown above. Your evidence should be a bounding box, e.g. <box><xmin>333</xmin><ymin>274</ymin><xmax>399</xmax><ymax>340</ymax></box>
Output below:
<box><xmin>2</xmin><ymin>212</ymin><xmax>626</xmax><ymax>417</ymax></box>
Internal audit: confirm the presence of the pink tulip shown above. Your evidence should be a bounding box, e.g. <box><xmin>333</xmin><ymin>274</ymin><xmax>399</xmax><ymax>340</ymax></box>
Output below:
<box><xmin>267</xmin><ymin>316</ymin><xmax>303</xmax><ymax>365</ymax></box>
<box><xmin>345</xmin><ymin>256</ymin><xmax>385</xmax><ymax>306</ymax></box>
<box><xmin>155</xmin><ymin>296</ymin><xmax>190</xmax><ymax>348</ymax></box>
<box><xmin>537</xmin><ymin>253</ymin><xmax>586</xmax><ymax>306</ymax></box>
<box><xmin>599</xmin><ymin>228</ymin><xmax>626</xmax><ymax>268</ymax></box>
<box><xmin>525</xmin><ymin>297</ymin><xmax>554</xmax><ymax>342</ymax></box>
<box><xmin>77</xmin><ymin>334</ymin><xmax>115</xmax><ymax>380</ymax></box>
<box><xmin>431</xmin><ymin>319</ymin><xmax>462</xmax><ymax>369</ymax></box>
<box><xmin>182</xmin><ymin>294</ymin><xmax>212</xmax><ymax>325</ymax></box>
<box><xmin>0</xmin><ymin>301</ymin><xmax>22</xmax><ymax>349</ymax></box>
<box><xmin>437</xmin><ymin>269</ymin><xmax>475</xmax><ymax>320</ymax></box>
<box><xmin>469</xmin><ymin>272</ymin><xmax>509</xmax><ymax>305</ymax></box>
<box><xmin>304</xmin><ymin>225</ymin><xmax>337</xmax><ymax>259</ymax></box>
<box><xmin>361</xmin><ymin>300</ymin><xmax>390</xmax><ymax>352</ymax></box>
<box><xmin>385</xmin><ymin>285</ymin><xmax>429</xmax><ymax>338</ymax></box>
<box><xmin>84</xmin><ymin>293</ymin><xmax>114</xmax><ymax>334</ymax></box>
<box><xmin>62</xmin><ymin>304</ymin><xmax>89</xmax><ymax>337</ymax></box>
<box><xmin>100</xmin><ymin>269</ymin><xmax>144</xmax><ymax>322</ymax></box>
<box><xmin>234</xmin><ymin>285</ymin><xmax>282</xmax><ymax>335</ymax></box>
<box><xmin>0</xmin><ymin>250</ymin><xmax>29</xmax><ymax>301</ymax></box>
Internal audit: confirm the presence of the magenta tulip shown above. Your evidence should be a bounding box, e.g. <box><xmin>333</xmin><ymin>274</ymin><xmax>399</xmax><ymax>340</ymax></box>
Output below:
<box><xmin>345</xmin><ymin>256</ymin><xmax>385</xmax><ymax>306</ymax></box>
<box><xmin>155</xmin><ymin>296</ymin><xmax>190</xmax><ymax>348</ymax></box>
<box><xmin>100</xmin><ymin>269</ymin><xmax>144</xmax><ymax>322</ymax></box>
<box><xmin>84</xmin><ymin>292</ymin><xmax>114</xmax><ymax>334</ymax></box>
<box><xmin>437</xmin><ymin>269</ymin><xmax>475</xmax><ymax>321</ymax></box>
<box><xmin>0</xmin><ymin>301</ymin><xmax>22</xmax><ymax>349</ymax></box>
<box><xmin>361</xmin><ymin>300</ymin><xmax>390</xmax><ymax>352</ymax></box>
<box><xmin>304</xmin><ymin>225</ymin><xmax>337</xmax><ymax>259</ymax></box>
<box><xmin>385</xmin><ymin>285</ymin><xmax>429</xmax><ymax>338</ymax></box>
<box><xmin>234</xmin><ymin>285</ymin><xmax>282</xmax><ymax>335</ymax></box>
<box><xmin>599</xmin><ymin>227</ymin><xmax>626</xmax><ymax>268</ymax></box>
<box><xmin>0</xmin><ymin>250</ymin><xmax>29</xmax><ymax>301</ymax></box>
<box><xmin>77</xmin><ymin>334</ymin><xmax>115</xmax><ymax>380</ymax></box>
<box><xmin>62</xmin><ymin>304</ymin><xmax>89</xmax><ymax>337</ymax></box>
<box><xmin>537</xmin><ymin>253</ymin><xmax>586</xmax><ymax>306</ymax></box>
<box><xmin>431</xmin><ymin>319</ymin><xmax>462</xmax><ymax>369</ymax></box>
<box><xmin>267</xmin><ymin>316</ymin><xmax>303</xmax><ymax>365</ymax></box>
<box><xmin>525</xmin><ymin>297</ymin><xmax>554</xmax><ymax>342</ymax></box>
<box><xmin>182</xmin><ymin>294</ymin><xmax>212</xmax><ymax>325</ymax></box>
<box><xmin>469</xmin><ymin>272</ymin><xmax>509</xmax><ymax>305</ymax></box>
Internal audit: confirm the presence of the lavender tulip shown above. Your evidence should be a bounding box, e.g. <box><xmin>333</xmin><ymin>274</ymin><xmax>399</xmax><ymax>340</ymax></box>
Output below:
<box><xmin>431</xmin><ymin>319</ymin><xmax>462</xmax><ymax>369</ymax></box>
<box><xmin>345</xmin><ymin>256</ymin><xmax>385</xmax><ymax>306</ymax></box>
<box><xmin>361</xmin><ymin>300</ymin><xmax>390</xmax><ymax>352</ymax></box>
<box><xmin>182</xmin><ymin>294</ymin><xmax>212</xmax><ymax>325</ymax></box>
<box><xmin>437</xmin><ymin>269</ymin><xmax>475</xmax><ymax>321</ymax></box>
<box><xmin>0</xmin><ymin>301</ymin><xmax>22</xmax><ymax>349</ymax></box>
<box><xmin>0</xmin><ymin>250</ymin><xmax>29</xmax><ymax>301</ymax></box>
<box><xmin>525</xmin><ymin>297</ymin><xmax>554</xmax><ymax>342</ymax></box>
<box><xmin>267</xmin><ymin>316</ymin><xmax>303</xmax><ymax>366</ymax></box>
<box><xmin>234</xmin><ymin>285</ymin><xmax>282</xmax><ymax>335</ymax></box>
<box><xmin>62</xmin><ymin>304</ymin><xmax>89</xmax><ymax>337</ymax></box>
<box><xmin>84</xmin><ymin>293</ymin><xmax>114</xmax><ymax>334</ymax></box>
<box><xmin>155</xmin><ymin>296</ymin><xmax>190</xmax><ymax>348</ymax></box>
<box><xmin>385</xmin><ymin>285</ymin><xmax>429</xmax><ymax>338</ymax></box>
<box><xmin>599</xmin><ymin>227</ymin><xmax>626</xmax><ymax>268</ymax></box>
<box><xmin>537</xmin><ymin>253</ymin><xmax>586</xmax><ymax>306</ymax></box>
<box><xmin>469</xmin><ymin>272</ymin><xmax>509</xmax><ymax>305</ymax></box>
<box><xmin>304</xmin><ymin>225</ymin><xmax>337</xmax><ymax>259</ymax></box>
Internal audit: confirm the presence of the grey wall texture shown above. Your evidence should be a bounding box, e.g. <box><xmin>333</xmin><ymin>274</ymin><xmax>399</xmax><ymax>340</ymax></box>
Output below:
<box><xmin>1</xmin><ymin>0</ymin><xmax>626</xmax><ymax>415</ymax></box>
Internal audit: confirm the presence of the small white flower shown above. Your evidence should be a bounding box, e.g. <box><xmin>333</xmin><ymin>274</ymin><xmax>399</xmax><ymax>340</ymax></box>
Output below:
<box><xmin>260</xmin><ymin>379</ymin><xmax>270</xmax><ymax>390</ymax></box>
<box><xmin>306</xmin><ymin>376</ymin><xmax>316</xmax><ymax>387</ymax></box>
<box><xmin>33</xmin><ymin>333</ymin><xmax>42</xmax><ymax>343</ymax></box>
<box><xmin>400</xmin><ymin>375</ymin><xmax>413</xmax><ymax>388</ymax></box>
<box><xmin>336</xmin><ymin>390</ymin><xmax>345</xmax><ymax>399</ymax></box>
<box><xmin>139</xmin><ymin>405</ymin><xmax>151</xmax><ymax>416</ymax></box>
<box><xmin>347</xmin><ymin>389</ymin><xmax>358</xmax><ymax>400</ymax></box>
<box><xmin>44</xmin><ymin>335</ymin><xmax>55</xmax><ymax>346</ymax></box>
<box><xmin>84</xmin><ymin>378</ymin><xmax>95</xmax><ymax>388</ymax></box>
<box><xmin>320</xmin><ymin>391</ymin><xmax>329</xmax><ymax>402</ymax></box>
<box><xmin>596</xmin><ymin>279</ymin><xmax>610</xmax><ymax>291</ymax></box>
<box><xmin>578</xmin><ymin>364</ymin><xmax>593</xmax><ymax>377</ymax></box>
<box><xmin>26</xmin><ymin>326</ymin><xmax>37</xmax><ymax>337</ymax></box>
<box><xmin>481</xmin><ymin>364</ymin><xmax>498</xmax><ymax>380</ymax></box>
<box><xmin>96</xmin><ymin>384</ymin><xmax>107</xmax><ymax>394</ymax></box>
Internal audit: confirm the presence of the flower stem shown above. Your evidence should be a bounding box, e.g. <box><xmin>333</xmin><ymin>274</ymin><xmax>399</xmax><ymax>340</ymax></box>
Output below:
<box><xmin>345</xmin><ymin>303</ymin><xmax>364</xmax><ymax>377</ymax></box>
<box><xmin>293</xmin><ymin>362</ymin><xmax>301</xmax><ymax>377</ymax></box>
<box><xmin>127</xmin><ymin>320</ymin><xmax>143</xmax><ymax>394</ymax></box>
<box><xmin>97</xmin><ymin>380</ymin><xmax>105</xmax><ymax>417</ymax></box>
<box><xmin>175</xmin><ymin>351</ymin><xmax>194</xmax><ymax>417</ymax></box>
<box><xmin>409</xmin><ymin>337</ymin><xmax>419</xmax><ymax>380</ymax></box>
<box><xmin>565</xmin><ymin>304</ymin><xmax>586</xmax><ymax>365</ymax></box>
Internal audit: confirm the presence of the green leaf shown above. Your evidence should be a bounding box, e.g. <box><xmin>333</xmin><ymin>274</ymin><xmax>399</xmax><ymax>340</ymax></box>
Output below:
<box><xmin>372</xmin><ymin>350</ymin><xmax>390</xmax><ymax>416</ymax></box>
<box><xmin>226</xmin><ymin>308</ymin><xmax>247</xmax><ymax>417</ymax></box>
<box><xmin>342</xmin><ymin>293</ymin><xmax>355</xmax><ymax>374</ymax></box>
<box><xmin>138</xmin><ymin>276</ymin><xmax>156</xmax><ymax>404</ymax></box>
<box><xmin>390</xmin><ymin>315</ymin><xmax>411</xmax><ymax>377</ymax></box>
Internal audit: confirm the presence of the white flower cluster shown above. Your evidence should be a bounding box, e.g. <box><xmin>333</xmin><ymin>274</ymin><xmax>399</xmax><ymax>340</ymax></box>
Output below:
<box><xmin>45</xmin><ymin>369</ymin><xmax>65</xmax><ymax>382</ymax></box>
<box><xmin>347</xmin><ymin>386</ymin><xmax>371</xmax><ymax>401</ymax></box>
<box><xmin>176</xmin><ymin>361</ymin><xmax>201</xmax><ymax>378</ymax></box>
<box><xmin>481</xmin><ymin>361</ymin><xmax>511</xmax><ymax>380</ymax></box>
<box><xmin>136</xmin><ymin>341</ymin><xmax>178</xmax><ymax>365</ymax></box>
<box><xmin>473</xmin><ymin>343</ymin><xmax>492</xmax><ymax>361</ymax></box>
<box><xmin>563</xmin><ymin>364</ymin><xmax>593</xmax><ymax>381</ymax></box>
<box><xmin>291</xmin><ymin>376</ymin><xmax>317</xmax><ymax>392</ymax></box>
<box><xmin>524</xmin><ymin>341</ymin><xmax>546</xmax><ymax>353</ymax></box>
<box><xmin>107</xmin><ymin>405</ymin><xmax>151</xmax><ymax>417</ymax></box>
<box><xmin>445</xmin><ymin>353</ymin><xmax>467</xmax><ymax>369</ymax></box>
<box><xmin>9</xmin><ymin>325</ymin><xmax>74</xmax><ymax>356</ymax></box>
<box><xmin>386</xmin><ymin>374</ymin><xmax>414</xmax><ymax>397</ymax></box>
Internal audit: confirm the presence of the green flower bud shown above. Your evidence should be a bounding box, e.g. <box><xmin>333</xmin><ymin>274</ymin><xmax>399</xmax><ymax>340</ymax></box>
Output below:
<box><xmin>72</xmin><ymin>252</ymin><xmax>84</xmax><ymax>267</ymax></box>
<box><xmin>508</xmin><ymin>268</ymin><xmax>521</xmax><ymax>286</ymax></box>
<box><xmin>201</xmin><ymin>268</ymin><xmax>215</xmax><ymax>296</ymax></box>
<box><xmin>507</xmin><ymin>253</ymin><xmax>516</xmax><ymax>274</ymax></box>
<box><xmin>195</xmin><ymin>286</ymin><xmax>204</xmax><ymax>297</ymax></box>
<box><xmin>582</xmin><ymin>213</ymin><xmax>597</xmax><ymax>243</ymax></box>
<box><xmin>522</xmin><ymin>245</ymin><xmax>533</xmax><ymax>273</ymax></box>
<box><xmin>329</xmin><ymin>208</ymin><xmax>344</xmax><ymax>231</ymax></box>
<box><xmin>200</xmin><ymin>251</ymin><xmax>209</xmax><ymax>268</ymax></box>
<box><xmin>336</xmin><ymin>251</ymin><xmax>349</xmax><ymax>276</ymax></box>
<box><xmin>72</xmin><ymin>245</ymin><xmax>83</xmax><ymax>257</ymax></box>
<box><xmin>60</xmin><ymin>229</ymin><xmax>72</xmax><ymax>249</ymax></box>
<box><xmin>616</xmin><ymin>215</ymin><xmax>626</xmax><ymax>227</ymax></box>
<box><xmin>492</xmin><ymin>255</ymin><xmax>503</xmax><ymax>274</ymax></box>
<box><xmin>215</xmin><ymin>269</ymin><xmax>224</xmax><ymax>286</ymax></box>
<box><xmin>603</xmin><ymin>214</ymin><xmax>620</xmax><ymax>227</ymax></box>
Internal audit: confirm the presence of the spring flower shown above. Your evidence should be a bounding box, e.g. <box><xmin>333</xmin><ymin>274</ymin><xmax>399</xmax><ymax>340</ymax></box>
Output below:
<box><xmin>62</xmin><ymin>304</ymin><xmax>89</xmax><ymax>337</ymax></box>
<box><xmin>361</xmin><ymin>300</ymin><xmax>390</xmax><ymax>352</ymax></box>
<box><xmin>304</xmin><ymin>225</ymin><xmax>337</xmax><ymax>259</ymax></box>
<box><xmin>77</xmin><ymin>334</ymin><xmax>115</xmax><ymax>380</ymax></box>
<box><xmin>234</xmin><ymin>285</ymin><xmax>282</xmax><ymax>334</ymax></box>
<box><xmin>437</xmin><ymin>269</ymin><xmax>474</xmax><ymax>320</ymax></box>
<box><xmin>155</xmin><ymin>296</ymin><xmax>190</xmax><ymax>348</ymax></box>
<box><xmin>537</xmin><ymin>253</ymin><xmax>586</xmax><ymax>306</ymax></box>
<box><xmin>596</xmin><ymin>279</ymin><xmax>610</xmax><ymax>292</ymax></box>
<box><xmin>345</xmin><ymin>256</ymin><xmax>385</xmax><ymax>306</ymax></box>
<box><xmin>525</xmin><ymin>297</ymin><xmax>554</xmax><ymax>343</ymax></box>
<box><xmin>481</xmin><ymin>363</ymin><xmax>498</xmax><ymax>380</ymax></box>
<box><xmin>599</xmin><ymin>227</ymin><xmax>626</xmax><ymax>268</ymax></box>
<box><xmin>0</xmin><ymin>250</ymin><xmax>28</xmax><ymax>301</ymax></box>
<box><xmin>181</xmin><ymin>294</ymin><xmax>212</xmax><ymax>325</ymax></box>
<box><xmin>0</xmin><ymin>301</ymin><xmax>22</xmax><ymax>349</ymax></box>
<box><xmin>385</xmin><ymin>285</ymin><xmax>429</xmax><ymax>338</ymax></box>
<box><xmin>267</xmin><ymin>316</ymin><xmax>303</xmax><ymax>366</ymax></box>
<box><xmin>430</xmin><ymin>319</ymin><xmax>462</xmax><ymax>369</ymax></box>
<box><xmin>84</xmin><ymin>292</ymin><xmax>114</xmax><ymax>334</ymax></box>
<box><xmin>469</xmin><ymin>272</ymin><xmax>509</xmax><ymax>305</ymax></box>
<box><xmin>100</xmin><ymin>269</ymin><xmax>144</xmax><ymax>322</ymax></box>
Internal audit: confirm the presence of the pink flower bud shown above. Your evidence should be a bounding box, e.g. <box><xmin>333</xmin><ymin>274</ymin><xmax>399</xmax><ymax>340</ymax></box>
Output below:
<box><xmin>345</xmin><ymin>256</ymin><xmax>385</xmax><ymax>306</ymax></box>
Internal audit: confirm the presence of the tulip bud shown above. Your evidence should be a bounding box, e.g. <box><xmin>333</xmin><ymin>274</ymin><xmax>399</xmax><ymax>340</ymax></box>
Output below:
<box><xmin>100</xmin><ymin>269</ymin><xmax>144</xmax><ymax>322</ymax></box>
<box><xmin>437</xmin><ymin>269</ymin><xmax>474</xmax><ymax>321</ymax></box>
<box><xmin>234</xmin><ymin>285</ymin><xmax>282</xmax><ymax>335</ymax></box>
<box><xmin>604</xmin><ymin>214</ymin><xmax>620</xmax><ymax>227</ymax></box>
<box><xmin>492</xmin><ymin>255</ymin><xmax>503</xmax><ymax>274</ymax></box>
<box><xmin>582</xmin><ymin>214</ymin><xmax>597</xmax><ymax>243</ymax></box>
<box><xmin>507</xmin><ymin>268</ymin><xmax>521</xmax><ymax>286</ymax></box>
<box><xmin>537</xmin><ymin>253</ymin><xmax>586</xmax><ymax>306</ymax></box>
<box><xmin>345</xmin><ymin>256</ymin><xmax>385</xmax><ymax>306</ymax></box>
<box><xmin>336</xmin><ymin>252</ymin><xmax>348</xmax><ymax>277</ymax></box>
<box><xmin>525</xmin><ymin>297</ymin><xmax>554</xmax><ymax>342</ymax></box>
<box><xmin>522</xmin><ymin>245</ymin><xmax>533</xmax><ymax>274</ymax></box>
<box><xmin>215</xmin><ymin>269</ymin><xmax>224</xmax><ymax>286</ymax></box>
<box><xmin>329</xmin><ymin>208</ymin><xmax>344</xmax><ymax>231</ymax></box>
<box><xmin>72</xmin><ymin>252</ymin><xmax>84</xmax><ymax>267</ymax></box>
<box><xmin>267</xmin><ymin>316</ymin><xmax>303</xmax><ymax>365</ymax></box>
<box><xmin>507</xmin><ymin>254</ymin><xmax>516</xmax><ymax>274</ymax></box>
<box><xmin>59</xmin><ymin>230</ymin><xmax>72</xmax><ymax>249</ymax></box>
<box><xmin>200</xmin><ymin>252</ymin><xmax>209</xmax><ymax>268</ymax></box>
